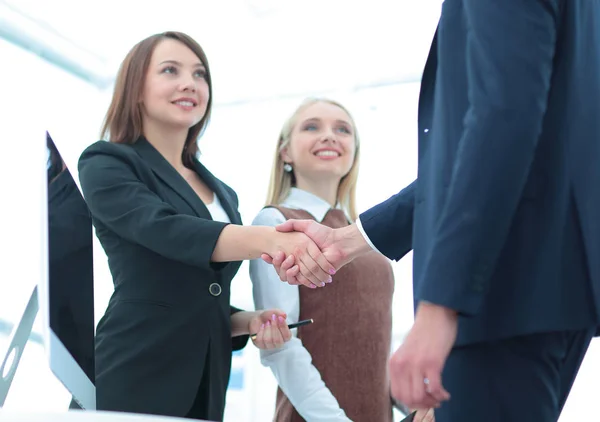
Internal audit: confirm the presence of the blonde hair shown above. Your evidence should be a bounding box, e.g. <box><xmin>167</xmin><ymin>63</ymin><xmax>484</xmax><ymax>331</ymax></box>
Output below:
<box><xmin>265</xmin><ymin>97</ymin><xmax>361</xmax><ymax>221</ymax></box>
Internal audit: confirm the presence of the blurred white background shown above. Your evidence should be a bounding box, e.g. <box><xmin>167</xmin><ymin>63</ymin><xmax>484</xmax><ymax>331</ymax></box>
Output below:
<box><xmin>0</xmin><ymin>1</ymin><xmax>597</xmax><ymax>421</ymax></box>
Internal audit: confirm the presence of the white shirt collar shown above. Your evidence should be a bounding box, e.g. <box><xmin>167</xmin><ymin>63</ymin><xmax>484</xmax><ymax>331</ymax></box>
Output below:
<box><xmin>281</xmin><ymin>188</ymin><xmax>334</xmax><ymax>223</ymax></box>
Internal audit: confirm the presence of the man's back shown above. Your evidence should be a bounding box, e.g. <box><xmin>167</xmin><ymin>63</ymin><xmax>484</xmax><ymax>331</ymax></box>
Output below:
<box><xmin>412</xmin><ymin>0</ymin><xmax>600</xmax><ymax>345</ymax></box>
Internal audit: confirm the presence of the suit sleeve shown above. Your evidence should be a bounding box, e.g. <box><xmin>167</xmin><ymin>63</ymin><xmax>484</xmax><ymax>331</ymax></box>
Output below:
<box><xmin>358</xmin><ymin>180</ymin><xmax>416</xmax><ymax>261</ymax></box>
<box><xmin>78</xmin><ymin>143</ymin><xmax>229</xmax><ymax>271</ymax></box>
<box><xmin>417</xmin><ymin>0</ymin><xmax>559</xmax><ymax>315</ymax></box>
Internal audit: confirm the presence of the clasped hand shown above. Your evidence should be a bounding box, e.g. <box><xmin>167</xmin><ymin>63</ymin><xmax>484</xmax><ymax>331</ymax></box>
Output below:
<box><xmin>263</xmin><ymin>220</ymin><xmax>346</xmax><ymax>289</ymax></box>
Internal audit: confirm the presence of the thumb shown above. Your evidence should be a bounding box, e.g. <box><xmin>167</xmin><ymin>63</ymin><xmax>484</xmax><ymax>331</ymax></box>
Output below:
<box><xmin>261</xmin><ymin>253</ymin><xmax>274</xmax><ymax>264</ymax></box>
<box><xmin>275</xmin><ymin>219</ymin><xmax>312</xmax><ymax>233</ymax></box>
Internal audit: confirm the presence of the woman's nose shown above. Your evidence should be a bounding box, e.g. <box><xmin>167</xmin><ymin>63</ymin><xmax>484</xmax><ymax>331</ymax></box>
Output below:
<box><xmin>179</xmin><ymin>76</ymin><xmax>196</xmax><ymax>92</ymax></box>
<box><xmin>320</xmin><ymin>130</ymin><xmax>336</xmax><ymax>143</ymax></box>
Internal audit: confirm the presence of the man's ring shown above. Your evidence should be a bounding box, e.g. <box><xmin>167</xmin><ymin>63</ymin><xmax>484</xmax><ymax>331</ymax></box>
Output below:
<box><xmin>424</xmin><ymin>377</ymin><xmax>432</xmax><ymax>393</ymax></box>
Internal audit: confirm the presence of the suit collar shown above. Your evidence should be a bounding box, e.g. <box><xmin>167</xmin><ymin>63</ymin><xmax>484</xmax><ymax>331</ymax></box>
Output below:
<box><xmin>190</xmin><ymin>158</ymin><xmax>240</xmax><ymax>224</ymax></box>
<box><xmin>132</xmin><ymin>137</ymin><xmax>239</xmax><ymax>223</ymax></box>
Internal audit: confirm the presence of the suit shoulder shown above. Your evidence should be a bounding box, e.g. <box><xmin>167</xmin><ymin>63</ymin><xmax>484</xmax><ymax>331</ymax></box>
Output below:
<box><xmin>79</xmin><ymin>141</ymin><xmax>141</xmax><ymax>171</ymax></box>
<box><xmin>78</xmin><ymin>141</ymin><xmax>146</xmax><ymax>188</ymax></box>
<box><xmin>80</xmin><ymin>140</ymin><xmax>138</xmax><ymax>161</ymax></box>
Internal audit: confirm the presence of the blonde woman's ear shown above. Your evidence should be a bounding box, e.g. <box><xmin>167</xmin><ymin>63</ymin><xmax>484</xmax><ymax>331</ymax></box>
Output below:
<box><xmin>280</xmin><ymin>147</ymin><xmax>292</xmax><ymax>162</ymax></box>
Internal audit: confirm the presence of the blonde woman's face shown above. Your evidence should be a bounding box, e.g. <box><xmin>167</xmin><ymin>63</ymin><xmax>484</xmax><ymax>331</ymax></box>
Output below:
<box><xmin>282</xmin><ymin>102</ymin><xmax>356</xmax><ymax>182</ymax></box>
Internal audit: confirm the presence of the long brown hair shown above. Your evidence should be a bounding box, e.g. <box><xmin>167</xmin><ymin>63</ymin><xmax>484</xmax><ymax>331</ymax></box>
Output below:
<box><xmin>265</xmin><ymin>98</ymin><xmax>361</xmax><ymax>221</ymax></box>
<box><xmin>100</xmin><ymin>31</ymin><xmax>213</xmax><ymax>167</ymax></box>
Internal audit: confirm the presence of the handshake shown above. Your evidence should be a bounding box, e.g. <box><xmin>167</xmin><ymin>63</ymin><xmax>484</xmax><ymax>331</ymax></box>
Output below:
<box><xmin>260</xmin><ymin>219</ymin><xmax>371</xmax><ymax>289</ymax></box>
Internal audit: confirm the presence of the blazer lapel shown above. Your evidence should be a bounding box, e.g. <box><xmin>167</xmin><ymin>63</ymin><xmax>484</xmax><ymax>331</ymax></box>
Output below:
<box><xmin>193</xmin><ymin>160</ymin><xmax>242</xmax><ymax>225</ymax></box>
<box><xmin>132</xmin><ymin>138</ymin><xmax>211</xmax><ymax>219</ymax></box>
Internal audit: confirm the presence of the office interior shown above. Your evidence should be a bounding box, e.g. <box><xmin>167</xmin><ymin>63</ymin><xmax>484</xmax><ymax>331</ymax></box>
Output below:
<box><xmin>0</xmin><ymin>1</ymin><xmax>598</xmax><ymax>420</ymax></box>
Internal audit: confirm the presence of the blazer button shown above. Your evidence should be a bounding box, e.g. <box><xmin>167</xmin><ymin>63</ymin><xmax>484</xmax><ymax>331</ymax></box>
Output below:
<box><xmin>209</xmin><ymin>283</ymin><xmax>222</xmax><ymax>297</ymax></box>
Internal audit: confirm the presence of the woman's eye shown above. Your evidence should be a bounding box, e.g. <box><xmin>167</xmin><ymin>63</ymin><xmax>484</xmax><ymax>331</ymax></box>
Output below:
<box><xmin>303</xmin><ymin>124</ymin><xmax>317</xmax><ymax>131</ymax></box>
<box><xmin>162</xmin><ymin>66</ymin><xmax>176</xmax><ymax>74</ymax></box>
<box><xmin>337</xmin><ymin>126</ymin><xmax>351</xmax><ymax>134</ymax></box>
<box><xmin>194</xmin><ymin>69</ymin><xmax>207</xmax><ymax>79</ymax></box>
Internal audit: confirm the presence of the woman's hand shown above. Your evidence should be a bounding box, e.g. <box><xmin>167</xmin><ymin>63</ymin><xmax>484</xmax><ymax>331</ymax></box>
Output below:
<box><xmin>267</xmin><ymin>231</ymin><xmax>335</xmax><ymax>289</ymax></box>
<box><xmin>250</xmin><ymin>309</ymin><xmax>293</xmax><ymax>350</ymax></box>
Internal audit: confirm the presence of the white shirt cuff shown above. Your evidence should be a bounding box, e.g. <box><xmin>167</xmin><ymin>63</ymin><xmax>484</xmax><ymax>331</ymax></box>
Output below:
<box><xmin>355</xmin><ymin>217</ymin><xmax>382</xmax><ymax>255</ymax></box>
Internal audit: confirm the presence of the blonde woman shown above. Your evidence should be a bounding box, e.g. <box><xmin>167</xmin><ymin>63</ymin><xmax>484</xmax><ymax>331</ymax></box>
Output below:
<box><xmin>250</xmin><ymin>98</ymin><xmax>423</xmax><ymax>421</ymax></box>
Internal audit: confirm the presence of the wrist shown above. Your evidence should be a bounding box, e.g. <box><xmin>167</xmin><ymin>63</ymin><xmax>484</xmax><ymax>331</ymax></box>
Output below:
<box><xmin>253</xmin><ymin>226</ymin><xmax>280</xmax><ymax>257</ymax></box>
<box><xmin>334</xmin><ymin>224</ymin><xmax>371</xmax><ymax>262</ymax></box>
<box><xmin>231</xmin><ymin>310</ymin><xmax>260</xmax><ymax>336</ymax></box>
<box><xmin>267</xmin><ymin>227</ymin><xmax>290</xmax><ymax>257</ymax></box>
<box><xmin>416</xmin><ymin>301</ymin><xmax>458</xmax><ymax>322</ymax></box>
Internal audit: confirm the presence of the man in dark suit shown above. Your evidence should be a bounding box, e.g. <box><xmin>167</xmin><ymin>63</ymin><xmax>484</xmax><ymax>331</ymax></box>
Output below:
<box><xmin>269</xmin><ymin>0</ymin><xmax>600</xmax><ymax>420</ymax></box>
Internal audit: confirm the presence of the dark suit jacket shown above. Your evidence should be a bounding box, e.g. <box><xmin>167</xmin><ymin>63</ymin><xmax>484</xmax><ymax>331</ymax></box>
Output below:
<box><xmin>78</xmin><ymin>138</ymin><xmax>248</xmax><ymax>419</ymax></box>
<box><xmin>360</xmin><ymin>0</ymin><xmax>600</xmax><ymax>346</ymax></box>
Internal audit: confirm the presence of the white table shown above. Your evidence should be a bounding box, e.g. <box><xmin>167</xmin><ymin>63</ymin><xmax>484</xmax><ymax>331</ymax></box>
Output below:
<box><xmin>0</xmin><ymin>411</ymin><xmax>210</xmax><ymax>422</ymax></box>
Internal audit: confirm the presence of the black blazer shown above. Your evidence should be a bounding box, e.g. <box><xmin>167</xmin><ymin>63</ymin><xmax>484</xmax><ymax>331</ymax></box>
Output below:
<box><xmin>78</xmin><ymin>138</ymin><xmax>248</xmax><ymax>419</ymax></box>
<box><xmin>360</xmin><ymin>0</ymin><xmax>600</xmax><ymax>346</ymax></box>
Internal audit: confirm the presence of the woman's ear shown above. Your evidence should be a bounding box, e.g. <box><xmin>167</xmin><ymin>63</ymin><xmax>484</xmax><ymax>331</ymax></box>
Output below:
<box><xmin>280</xmin><ymin>147</ymin><xmax>292</xmax><ymax>164</ymax></box>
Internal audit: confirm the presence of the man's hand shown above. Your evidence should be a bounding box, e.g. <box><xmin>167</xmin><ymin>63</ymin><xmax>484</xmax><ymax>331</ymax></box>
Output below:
<box><xmin>268</xmin><ymin>230</ymin><xmax>335</xmax><ymax>288</ymax></box>
<box><xmin>390</xmin><ymin>302</ymin><xmax>457</xmax><ymax>410</ymax></box>
<box><xmin>263</xmin><ymin>219</ymin><xmax>371</xmax><ymax>286</ymax></box>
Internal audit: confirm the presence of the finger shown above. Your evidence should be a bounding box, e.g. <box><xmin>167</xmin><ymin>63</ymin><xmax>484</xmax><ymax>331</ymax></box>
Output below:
<box><xmin>280</xmin><ymin>254</ymin><xmax>295</xmax><ymax>271</ymax></box>
<box><xmin>425</xmin><ymin>408</ymin><xmax>435</xmax><ymax>422</ymax></box>
<box><xmin>306</xmin><ymin>242</ymin><xmax>334</xmax><ymax>283</ymax></box>
<box><xmin>399</xmin><ymin>369</ymin><xmax>414</xmax><ymax>409</ymax></box>
<box><xmin>296</xmin><ymin>259</ymin><xmax>325</xmax><ymax>287</ymax></box>
<box><xmin>266</xmin><ymin>310</ymin><xmax>287</xmax><ymax>320</ymax></box>
<box><xmin>272</xmin><ymin>251</ymin><xmax>286</xmax><ymax>281</ymax></box>
<box><xmin>279</xmin><ymin>255</ymin><xmax>295</xmax><ymax>281</ymax></box>
<box><xmin>285</xmin><ymin>265</ymin><xmax>300</xmax><ymax>278</ymax></box>
<box><xmin>275</xmin><ymin>219</ymin><xmax>313</xmax><ymax>233</ymax></box>
<box><xmin>263</xmin><ymin>321</ymin><xmax>274</xmax><ymax>349</ymax></box>
<box><xmin>272</xmin><ymin>251</ymin><xmax>286</xmax><ymax>265</ymax></box>
<box><xmin>423</xmin><ymin>370</ymin><xmax>450</xmax><ymax>404</ymax></box>
<box><xmin>295</xmin><ymin>246</ymin><xmax>328</xmax><ymax>286</ymax></box>
<box><xmin>412</xmin><ymin>374</ymin><xmax>440</xmax><ymax>410</ymax></box>
<box><xmin>274</xmin><ymin>219</ymin><xmax>297</xmax><ymax>232</ymax></box>
<box><xmin>294</xmin><ymin>271</ymin><xmax>319</xmax><ymax>289</ymax></box>
<box><xmin>278</xmin><ymin>316</ymin><xmax>293</xmax><ymax>342</ymax></box>
<box><xmin>413</xmin><ymin>409</ymin><xmax>434</xmax><ymax>422</ymax></box>
<box><xmin>269</xmin><ymin>314</ymin><xmax>285</xmax><ymax>346</ymax></box>
<box><xmin>284</xmin><ymin>274</ymin><xmax>303</xmax><ymax>286</ymax></box>
<box><xmin>261</xmin><ymin>253</ymin><xmax>273</xmax><ymax>264</ymax></box>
